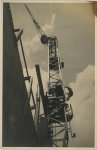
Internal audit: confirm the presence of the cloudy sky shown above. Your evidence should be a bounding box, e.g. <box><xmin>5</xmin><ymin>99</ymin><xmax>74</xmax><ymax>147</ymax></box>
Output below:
<box><xmin>10</xmin><ymin>3</ymin><xmax>95</xmax><ymax>147</ymax></box>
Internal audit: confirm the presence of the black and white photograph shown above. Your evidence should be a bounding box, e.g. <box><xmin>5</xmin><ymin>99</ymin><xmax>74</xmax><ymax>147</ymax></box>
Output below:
<box><xmin>2</xmin><ymin>1</ymin><xmax>96</xmax><ymax>148</ymax></box>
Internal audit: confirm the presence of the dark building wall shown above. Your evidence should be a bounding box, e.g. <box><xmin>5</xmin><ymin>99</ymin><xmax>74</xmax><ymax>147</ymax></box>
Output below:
<box><xmin>3</xmin><ymin>3</ymin><xmax>38</xmax><ymax>147</ymax></box>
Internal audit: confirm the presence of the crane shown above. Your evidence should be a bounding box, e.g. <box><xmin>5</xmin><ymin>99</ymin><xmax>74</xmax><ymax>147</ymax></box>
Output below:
<box><xmin>24</xmin><ymin>4</ymin><xmax>48</xmax><ymax>45</ymax></box>
<box><xmin>24</xmin><ymin>4</ymin><xmax>76</xmax><ymax>147</ymax></box>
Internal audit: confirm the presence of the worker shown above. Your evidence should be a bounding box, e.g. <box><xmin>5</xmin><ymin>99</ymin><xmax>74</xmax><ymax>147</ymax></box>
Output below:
<box><xmin>65</xmin><ymin>86</ymin><xmax>73</xmax><ymax>101</ymax></box>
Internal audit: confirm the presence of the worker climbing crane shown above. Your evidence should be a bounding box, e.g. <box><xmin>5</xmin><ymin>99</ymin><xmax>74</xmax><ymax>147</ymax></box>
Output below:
<box><xmin>24</xmin><ymin>4</ymin><xmax>76</xmax><ymax>147</ymax></box>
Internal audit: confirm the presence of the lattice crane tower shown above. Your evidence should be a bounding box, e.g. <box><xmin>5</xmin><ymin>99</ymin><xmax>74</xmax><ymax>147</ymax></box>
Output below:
<box><xmin>25</xmin><ymin>4</ymin><xmax>76</xmax><ymax>147</ymax></box>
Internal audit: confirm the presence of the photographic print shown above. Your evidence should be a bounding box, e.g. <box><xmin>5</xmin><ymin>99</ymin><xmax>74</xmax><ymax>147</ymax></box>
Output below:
<box><xmin>3</xmin><ymin>1</ymin><xmax>95</xmax><ymax>148</ymax></box>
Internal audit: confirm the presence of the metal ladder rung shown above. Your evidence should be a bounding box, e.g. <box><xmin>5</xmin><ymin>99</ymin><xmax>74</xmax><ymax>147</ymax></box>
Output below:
<box><xmin>24</xmin><ymin>76</ymin><xmax>31</xmax><ymax>81</ymax></box>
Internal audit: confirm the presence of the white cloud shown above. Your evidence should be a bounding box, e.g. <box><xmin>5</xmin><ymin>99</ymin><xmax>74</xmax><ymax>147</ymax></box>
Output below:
<box><xmin>69</xmin><ymin>65</ymin><xmax>95</xmax><ymax>147</ymax></box>
<box><xmin>43</xmin><ymin>14</ymin><xmax>55</xmax><ymax>35</ymax></box>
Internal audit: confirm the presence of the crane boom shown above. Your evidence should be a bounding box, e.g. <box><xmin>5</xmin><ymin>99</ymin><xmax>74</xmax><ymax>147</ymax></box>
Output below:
<box><xmin>24</xmin><ymin>4</ymin><xmax>48</xmax><ymax>45</ymax></box>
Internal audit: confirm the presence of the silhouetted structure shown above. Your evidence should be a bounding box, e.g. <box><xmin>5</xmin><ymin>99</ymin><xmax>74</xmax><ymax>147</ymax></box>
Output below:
<box><xmin>3</xmin><ymin>3</ymin><xmax>38</xmax><ymax>147</ymax></box>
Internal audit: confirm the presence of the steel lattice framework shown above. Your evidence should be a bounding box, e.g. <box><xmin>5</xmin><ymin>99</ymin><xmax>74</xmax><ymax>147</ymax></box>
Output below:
<box><xmin>24</xmin><ymin>4</ymin><xmax>76</xmax><ymax>147</ymax></box>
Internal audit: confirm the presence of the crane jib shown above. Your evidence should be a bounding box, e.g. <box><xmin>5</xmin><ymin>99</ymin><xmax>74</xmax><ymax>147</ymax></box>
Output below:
<box><xmin>24</xmin><ymin>4</ymin><xmax>47</xmax><ymax>42</ymax></box>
